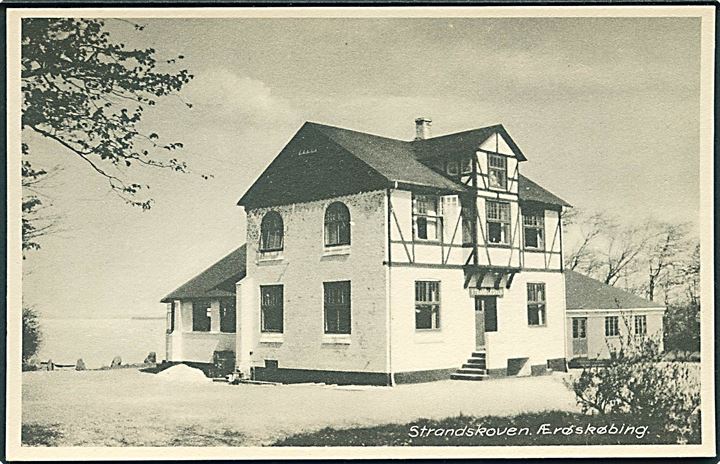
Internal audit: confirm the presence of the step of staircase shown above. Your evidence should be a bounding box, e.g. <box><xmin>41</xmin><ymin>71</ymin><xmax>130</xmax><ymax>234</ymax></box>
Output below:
<box><xmin>461</xmin><ymin>364</ymin><xmax>487</xmax><ymax>371</ymax></box>
<box><xmin>451</xmin><ymin>372</ymin><xmax>488</xmax><ymax>381</ymax></box>
<box><xmin>457</xmin><ymin>367</ymin><xmax>487</xmax><ymax>375</ymax></box>
<box><xmin>452</xmin><ymin>351</ymin><xmax>489</xmax><ymax>381</ymax></box>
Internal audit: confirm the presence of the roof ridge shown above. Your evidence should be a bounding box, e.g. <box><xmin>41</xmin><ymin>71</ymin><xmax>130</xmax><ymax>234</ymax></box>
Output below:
<box><xmin>305</xmin><ymin>121</ymin><xmax>411</xmax><ymax>144</ymax></box>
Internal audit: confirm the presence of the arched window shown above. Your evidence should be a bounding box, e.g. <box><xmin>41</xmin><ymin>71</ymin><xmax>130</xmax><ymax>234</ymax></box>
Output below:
<box><xmin>324</xmin><ymin>202</ymin><xmax>351</xmax><ymax>247</ymax></box>
<box><xmin>260</xmin><ymin>211</ymin><xmax>284</xmax><ymax>252</ymax></box>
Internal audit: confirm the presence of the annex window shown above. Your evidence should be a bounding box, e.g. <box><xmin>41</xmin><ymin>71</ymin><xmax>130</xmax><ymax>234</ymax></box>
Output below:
<box><xmin>415</xmin><ymin>281</ymin><xmax>440</xmax><ymax>330</ymax></box>
<box><xmin>324</xmin><ymin>202</ymin><xmax>351</xmax><ymax>247</ymax></box>
<box><xmin>192</xmin><ymin>300</ymin><xmax>212</xmax><ymax>332</ymax></box>
<box><xmin>523</xmin><ymin>210</ymin><xmax>545</xmax><ymax>250</ymax></box>
<box><xmin>260</xmin><ymin>211</ymin><xmax>284</xmax><ymax>252</ymax></box>
<box><xmin>488</xmin><ymin>153</ymin><xmax>507</xmax><ymax>189</ymax></box>
<box><xmin>166</xmin><ymin>302</ymin><xmax>176</xmax><ymax>334</ymax></box>
<box><xmin>414</xmin><ymin>195</ymin><xmax>441</xmax><ymax>241</ymax></box>
<box><xmin>527</xmin><ymin>283</ymin><xmax>546</xmax><ymax>326</ymax></box>
<box><xmin>220</xmin><ymin>299</ymin><xmax>236</xmax><ymax>333</ymax></box>
<box><xmin>324</xmin><ymin>281</ymin><xmax>351</xmax><ymax>334</ymax></box>
<box><xmin>605</xmin><ymin>316</ymin><xmax>619</xmax><ymax>337</ymax></box>
<box><xmin>634</xmin><ymin>315</ymin><xmax>647</xmax><ymax>336</ymax></box>
<box><xmin>572</xmin><ymin>318</ymin><xmax>587</xmax><ymax>339</ymax></box>
<box><xmin>486</xmin><ymin>201</ymin><xmax>511</xmax><ymax>245</ymax></box>
<box><xmin>260</xmin><ymin>285</ymin><xmax>283</xmax><ymax>333</ymax></box>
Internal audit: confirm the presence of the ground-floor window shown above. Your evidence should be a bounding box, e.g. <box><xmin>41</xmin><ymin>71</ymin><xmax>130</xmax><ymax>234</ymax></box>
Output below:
<box><xmin>526</xmin><ymin>283</ymin><xmax>546</xmax><ymax>326</ymax></box>
<box><xmin>260</xmin><ymin>285</ymin><xmax>283</xmax><ymax>333</ymax></box>
<box><xmin>415</xmin><ymin>281</ymin><xmax>440</xmax><ymax>330</ymax></box>
<box><xmin>324</xmin><ymin>281</ymin><xmax>351</xmax><ymax>334</ymax></box>
<box><xmin>572</xmin><ymin>317</ymin><xmax>587</xmax><ymax>339</ymax></box>
<box><xmin>605</xmin><ymin>315</ymin><xmax>619</xmax><ymax>337</ymax></box>
<box><xmin>634</xmin><ymin>314</ymin><xmax>647</xmax><ymax>336</ymax></box>
<box><xmin>192</xmin><ymin>300</ymin><xmax>211</xmax><ymax>332</ymax></box>
<box><xmin>220</xmin><ymin>299</ymin><xmax>236</xmax><ymax>333</ymax></box>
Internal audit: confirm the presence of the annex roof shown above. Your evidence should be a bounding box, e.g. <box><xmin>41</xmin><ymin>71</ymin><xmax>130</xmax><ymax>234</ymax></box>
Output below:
<box><xmin>518</xmin><ymin>174</ymin><xmax>571</xmax><ymax>208</ymax></box>
<box><xmin>565</xmin><ymin>270</ymin><xmax>664</xmax><ymax>310</ymax></box>
<box><xmin>160</xmin><ymin>245</ymin><xmax>246</xmax><ymax>303</ymax></box>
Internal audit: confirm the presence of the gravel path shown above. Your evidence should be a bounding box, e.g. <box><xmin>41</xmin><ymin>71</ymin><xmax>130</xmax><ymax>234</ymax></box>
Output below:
<box><xmin>22</xmin><ymin>368</ymin><xmax>579</xmax><ymax>446</ymax></box>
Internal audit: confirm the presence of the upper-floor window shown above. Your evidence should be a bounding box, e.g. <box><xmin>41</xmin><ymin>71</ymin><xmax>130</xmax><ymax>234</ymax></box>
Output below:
<box><xmin>324</xmin><ymin>281</ymin><xmax>351</xmax><ymax>334</ymax></box>
<box><xmin>634</xmin><ymin>315</ymin><xmax>647</xmax><ymax>336</ymax></box>
<box><xmin>414</xmin><ymin>195</ymin><xmax>441</xmax><ymax>242</ymax></box>
<box><xmin>605</xmin><ymin>316</ymin><xmax>619</xmax><ymax>337</ymax></box>
<box><xmin>260</xmin><ymin>285</ymin><xmax>283</xmax><ymax>333</ymax></box>
<box><xmin>523</xmin><ymin>210</ymin><xmax>545</xmax><ymax>250</ymax></box>
<box><xmin>192</xmin><ymin>300</ymin><xmax>212</xmax><ymax>332</ymax></box>
<box><xmin>260</xmin><ymin>211</ymin><xmax>284</xmax><ymax>252</ymax></box>
<box><xmin>461</xmin><ymin>202</ymin><xmax>474</xmax><ymax>245</ymax></box>
<box><xmin>527</xmin><ymin>283</ymin><xmax>546</xmax><ymax>326</ymax></box>
<box><xmin>220</xmin><ymin>299</ymin><xmax>236</xmax><ymax>333</ymax></box>
<box><xmin>488</xmin><ymin>153</ymin><xmax>507</xmax><ymax>189</ymax></box>
<box><xmin>324</xmin><ymin>202</ymin><xmax>351</xmax><ymax>247</ymax></box>
<box><xmin>486</xmin><ymin>200</ymin><xmax>510</xmax><ymax>245</ymax></box>
<box><xmin>415</xmin><ymin>281</ymin><xmax>440</xmax><ymax>330</ymax></box>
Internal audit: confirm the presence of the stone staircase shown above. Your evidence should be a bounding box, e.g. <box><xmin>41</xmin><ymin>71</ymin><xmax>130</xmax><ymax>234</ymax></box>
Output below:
<box><xmin>451</xmin><ymin>351</ymin><xmax>489</xmax><ymax>381</ymax></box>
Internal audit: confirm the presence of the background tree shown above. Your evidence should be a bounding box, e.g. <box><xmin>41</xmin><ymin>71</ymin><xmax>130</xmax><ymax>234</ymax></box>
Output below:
<box><xmin>22</xmin><ymin>306</ymin><xmax>42</xmax><ymax>370</ymax></box>
<box><xmin>562</xmin><ymin>209</ymin><xmax>606</xmax><ymax>272</ymax></box>
<box><xmin>21</xmin><ymin>18</ymin><xmax>198</xmax><ymax>252</ymax></box>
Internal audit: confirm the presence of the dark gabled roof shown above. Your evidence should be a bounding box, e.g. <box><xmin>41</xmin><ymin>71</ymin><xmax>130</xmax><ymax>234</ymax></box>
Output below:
<box><xmin>413</xmin><ymin>124</ymin><xmax>527</xmax><ymax>162</ymax></box>
<box><xmin>161</xmin><ymin>245</ymin><xmax>246</xmax><ymax>303</ymax></box>
<box><xmin>239</xmin><ymin>121</ymin><xmax>569</xmax><ymax>209</ymax></box>
<box><xmin>518</xmin><ymin>174</ymin><xmax>572</xmax><ymax>208</ymax></box>
<box><xmin>309</xmin><ymin>123</ymin><xmax>466</xmax><ymax>193</ymax></box>
<box><xmin>565</xmin><ymin>270</ymin><xmax>664</xmax><ymax>310</ymax></box>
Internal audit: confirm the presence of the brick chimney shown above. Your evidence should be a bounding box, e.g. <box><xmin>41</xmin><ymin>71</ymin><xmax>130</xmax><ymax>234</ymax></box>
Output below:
<box><xmin>414</xmin><ymin>117</ymin><xmax>432</xmax><ymax>140</ymax></box>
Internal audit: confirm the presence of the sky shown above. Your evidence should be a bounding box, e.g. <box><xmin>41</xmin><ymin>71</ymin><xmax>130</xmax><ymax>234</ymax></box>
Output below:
<box><xmin>21</xmin><ymin>16</ymin><xmax>702</xmax><ymax>320</ymax></box>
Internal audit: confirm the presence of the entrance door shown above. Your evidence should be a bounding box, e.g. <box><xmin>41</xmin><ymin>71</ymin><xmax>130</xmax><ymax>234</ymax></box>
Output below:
<box><xmin>475</xmin><ymin>296</ymin><xmax>498</xmax><ymax>350</ymax></box>
<box><xmin>572</xmin><ymin>317</ymin><xmax>588</xmax><ymax>357</ymax></box>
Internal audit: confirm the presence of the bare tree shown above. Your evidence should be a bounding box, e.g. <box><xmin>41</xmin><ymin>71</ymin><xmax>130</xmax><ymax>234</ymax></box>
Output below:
<box><xmin>598</xmin><ymin>221</ymin><xmax>650</xmax><ymax>286</ymax></box>
<box><xmin>644</xmin><ymin>222</ymin><xmax>690</xmax><ymax>302</ymax></box>
<box><xmin>563</xmin><ymin>209</ymin><xmax>606</xmax><ymax>272</ymax></box>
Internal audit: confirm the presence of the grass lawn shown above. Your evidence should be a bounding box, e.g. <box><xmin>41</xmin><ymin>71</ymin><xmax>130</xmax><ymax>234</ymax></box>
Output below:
<box><xmin>273</xmin><ymin>411</ymin><xmax>695</xmax><ymax>446</ymax></box>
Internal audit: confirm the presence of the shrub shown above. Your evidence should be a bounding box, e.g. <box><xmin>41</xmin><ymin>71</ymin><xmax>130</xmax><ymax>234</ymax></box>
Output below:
<box><xmin>571</xmin><ymin>335</ymin><xmax>700</xmax><ymax>444</ymax></box>
<box><xmin>22</xmin><ymin>306</ymin><xmax>42</xmax><ymax>370</ymax></box>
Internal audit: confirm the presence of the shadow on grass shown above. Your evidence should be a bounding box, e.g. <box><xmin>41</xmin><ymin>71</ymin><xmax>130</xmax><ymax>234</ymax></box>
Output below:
<box><xmin>167</xmin><ymin>425</ymin><xmax>247</xmax><ymax>447</ymax></box>
<box><xmin>22</xmin><ymin>423</ymin><xmax>63</xmax><ymax>446</ymax></box>
<box><xmin>272</xmin><ymin>411</ymin><xmax>697</xmax><ymax>447</ymax></box>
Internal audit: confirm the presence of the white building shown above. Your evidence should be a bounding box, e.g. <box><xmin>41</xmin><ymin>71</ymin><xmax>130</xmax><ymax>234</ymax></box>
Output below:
<box><xmin>162</xmin><ymin>118</ymin><xmax>662</xmax><ymax>384</ymax></box>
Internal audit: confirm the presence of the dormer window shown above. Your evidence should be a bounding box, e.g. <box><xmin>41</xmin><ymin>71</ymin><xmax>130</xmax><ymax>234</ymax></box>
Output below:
<box><xmin>488</xmin><ymin>153</ymin><xmax>507</xmax><ymax>189</ymax></box>
<box><xmin>260</xmin><ymin>211</ymin><xmax>284</xmax><ymax>252</ymax></box>
<box><xmin>414</xmin><ymin>195</ymin><xmax>441</xmax><ymax>241</ymax></box>
<box><xmin>460</xmin><ymin>157</ymin><xmax>473</xmax><ymax>175</ymax></box>
<box><xmin>446</xmin><ymin>160</ymin><xmax>459</xmax><ymax>176</ymax></box>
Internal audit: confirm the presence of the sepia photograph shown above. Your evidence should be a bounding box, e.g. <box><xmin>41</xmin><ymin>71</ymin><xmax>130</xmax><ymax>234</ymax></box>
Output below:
<box><xmin>5</xmin><ymin>5</ymin><xmax>716</xmax><ymax>460</ymax></box>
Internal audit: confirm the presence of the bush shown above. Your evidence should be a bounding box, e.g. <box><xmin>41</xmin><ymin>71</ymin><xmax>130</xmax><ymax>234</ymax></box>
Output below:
<box><xmin>571</xmin><ymin>335</ymin><xmax>700</xmax><ymax>444</ymax></box>
<box><xmin>22</xmin><ymin>306</ymin><xmax>42</xmax><ymax>370</ymax></box>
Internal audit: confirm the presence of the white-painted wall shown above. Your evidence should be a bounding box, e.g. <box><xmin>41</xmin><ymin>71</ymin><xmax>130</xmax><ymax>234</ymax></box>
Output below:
<box><xmin>483</xmin><ymin>271</ymin><xmax>567</xmax><ymax>370</ymax></box>
<box><xmin>388</xmin><ymin>266</ymin><xmax>475</xmax><ymax>373</ymax></box>
<box><xmin>239</xmin><ymin>191</ymin><xmax>389</xmax><ymax>374</ymax></box>
<box><xmin>565</xmin><ymin>308</ymin><xmax>665</xmax><ymax>359</ymax></box>
<box><xmin>165</xmin><ymin>299</ymin><xmax>237</xmax><ymax>363</ymax></box>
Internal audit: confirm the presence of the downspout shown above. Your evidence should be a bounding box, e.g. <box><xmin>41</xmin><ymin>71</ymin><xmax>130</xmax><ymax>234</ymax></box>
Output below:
<box><xmin>385</xmin><ymin>187</ymin><xmax>395</xmax><ymax>386</ymax></box>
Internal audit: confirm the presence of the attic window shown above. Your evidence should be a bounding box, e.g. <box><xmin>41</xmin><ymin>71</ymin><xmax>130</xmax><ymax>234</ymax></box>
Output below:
<box><xmin>488</xmin><ymin>153</ymin><xmax>507</xmax><ymax>189</ymax></box>
<box><xmin>446</xmin><ymin>160</ymin><xmax>459</xmax><ymax>176</ymax></box>
<box><xmin>460</xmin><ymin>157</ymin><xmax>473</xmax><ymax>175</ymax></box>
